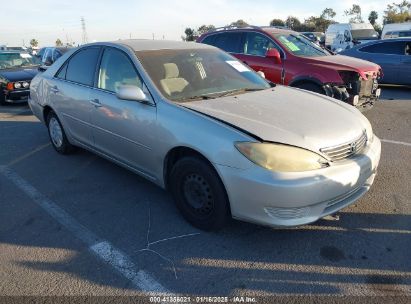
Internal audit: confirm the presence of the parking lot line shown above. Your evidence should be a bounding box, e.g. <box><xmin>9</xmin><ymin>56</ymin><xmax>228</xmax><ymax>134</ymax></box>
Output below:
<box><xmin>381</xmin><ymin>139</ymin><xmax>411</xmax><ymax>147</ymax></box>
<box><xmin>0</xmin><ymin>165</ymin><xmax>169</xmax><ymax>294</ymax></box>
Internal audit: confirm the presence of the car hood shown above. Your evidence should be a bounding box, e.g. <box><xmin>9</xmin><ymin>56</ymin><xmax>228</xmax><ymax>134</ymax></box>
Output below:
<box><xmin>0</xmin><ymin>67</ymin><xmax>38</xmax><ymax>82</ymax></box>
<box><xmin>183</xmin><ymin>86</ymin><xmax>371</xmax><ymax>154</ymax></box>
<box><xmin>304</xmin><ymin>55</ymin><xmax>380</xmax><ymax>79</ymax></box>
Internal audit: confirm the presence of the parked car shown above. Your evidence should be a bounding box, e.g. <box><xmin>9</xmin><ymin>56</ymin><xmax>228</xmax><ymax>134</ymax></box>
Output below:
<box><xmin>197</xmin><ymin>26</ymin><xmax>381</xmax><ymax>110</ymax></box>
<box><xmin>38</xmin><ymin>47</ymin><xmax>70</xmax><ymax>66</ymax></box>
<box><xmin>325</xmin><ymin>23</ymin><xmax>379</xmax><ymax>52</ymax></box>
<box><xmin>0</xmin><ymin>45</ymin><xmax>7</xmax><ymax>51</ymax></box>
<box><xmin>301</xmin><ymin>32</ymin><xmax>325</xmax><ymax>45</ymax></box>
<box><xmin>29</xmin><ymin>40</ymin><xmax>381</xmax><ymax>230</ymax></box>
<box><xmin>381</xmin><ymin>22</ymin><xmax>411</xmax><ymax>39</ymax></box>
<box><xmin>0</xmin><ymin>51</ymin><xmax>40</xmax><ymax>105</ymax></box>
<box><xmin>340</xmin><ymin>38</ymin><xmax>411</xmax><ymax>85</ymax></box>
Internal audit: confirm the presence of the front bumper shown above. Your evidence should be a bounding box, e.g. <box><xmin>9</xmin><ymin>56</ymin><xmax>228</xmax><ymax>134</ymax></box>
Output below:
<box><xmin>3</xmin><ymin>89</ymin><xmax>30</xmax><ymax>104</ymax></box>
<box><xmin>216</xmin><ymin>136</ymin><xmax>381</xmax><ymax>227</ymax></box>
<box><xmin>323</xmin><ymin>83</ymin><xmax>380</xmax><ymax>110</ymax></box>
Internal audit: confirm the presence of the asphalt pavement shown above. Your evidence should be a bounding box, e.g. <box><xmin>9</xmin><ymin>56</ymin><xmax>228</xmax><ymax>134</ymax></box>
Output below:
<box><xmin>0</xmin><ymin>86</ymin><xmax>410</xmax><ymax>303</ymax></box>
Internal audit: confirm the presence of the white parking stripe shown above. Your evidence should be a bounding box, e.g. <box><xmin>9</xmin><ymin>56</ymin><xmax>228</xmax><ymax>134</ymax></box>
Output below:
<box><xmin>381</xmin><ymin>139</ymin><xmax>411</xmax><ymax>147</ymax></box>
<box><xmin>0</xmin><ymin>166</ymin><xmax>169</xmax><ymax>294</ymax></box>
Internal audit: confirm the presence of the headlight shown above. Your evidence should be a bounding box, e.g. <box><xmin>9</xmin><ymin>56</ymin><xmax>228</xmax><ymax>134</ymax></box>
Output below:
<box><xmin>22</xmin><ymin>82</ymin><xmax>30</xmax><ymax>88</ymax></box>
<box><xmin>235</xmin><ymin>142</ymin><xmax>329</xmax><ymax>172</ymax></box>
<box><xmin>14</xmin><ymin>82</ymin><xmax>22</xmax><ymax>89</ymax></box>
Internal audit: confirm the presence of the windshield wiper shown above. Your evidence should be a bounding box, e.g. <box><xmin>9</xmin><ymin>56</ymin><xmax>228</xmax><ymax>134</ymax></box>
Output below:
<box><xmin>214</xmin><ymin>88</ymin><xmax>265</xmax><ymax>98</ymax></box>
<box><xmin>176</xmin><ymin>95</ymin><xmax>216</xmax><ymax>102</ymax></box>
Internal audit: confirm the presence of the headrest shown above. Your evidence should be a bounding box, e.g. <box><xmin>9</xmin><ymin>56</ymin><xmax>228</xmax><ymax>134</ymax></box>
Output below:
<box><xmin>164</xmin><ymin>63</ymin><xmax>179</xmax><ymax>79</ymax></box>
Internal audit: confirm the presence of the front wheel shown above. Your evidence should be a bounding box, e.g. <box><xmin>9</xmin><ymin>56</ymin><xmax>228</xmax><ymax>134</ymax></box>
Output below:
<box><xmin>169</xmin><ymin>157</ymin><xmax>230</xmax><ymax>231</ymax></box>
<box><xmin>47</xmin><ymin>111</ymin><xmax>75</xmax><ymax>154</ymax></box>
<box><xmin>295</xmin><ymin>82</ymin><xmax>325</xmax><ymax>95</ymax></box>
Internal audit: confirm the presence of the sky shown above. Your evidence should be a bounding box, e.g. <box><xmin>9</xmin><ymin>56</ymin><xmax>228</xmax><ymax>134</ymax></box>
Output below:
<box><xmin>0</xmin><ymin>0</ymin><xmax>394</xmax><ymax>47</ymax></box>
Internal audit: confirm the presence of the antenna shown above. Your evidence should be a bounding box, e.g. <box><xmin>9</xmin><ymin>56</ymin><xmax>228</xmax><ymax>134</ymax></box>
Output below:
<box><xmin>81</xmin><ymin>16</ymin><xmax>88</xmax><ymax>44</ymax></box>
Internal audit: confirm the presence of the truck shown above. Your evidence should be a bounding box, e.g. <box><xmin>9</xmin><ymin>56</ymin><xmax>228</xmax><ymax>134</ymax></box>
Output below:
<box><xmin>325</xmin><ymin>23</ymin><xmax>379</xmax><ymax>52</ymax></box>
<box><xmin>381</xmin><ymin>22</ymin><xmax>411</xmax><ymax>39</ymax></box>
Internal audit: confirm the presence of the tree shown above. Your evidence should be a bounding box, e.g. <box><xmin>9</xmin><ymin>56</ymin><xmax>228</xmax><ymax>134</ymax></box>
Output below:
<box><xmin>197</xmin><ymin>25</ymin><xmax>216</xmax><ymax>36</ymax></box>
<box><xmin>55</xmin><ymin>38</ymin><xmax>63</xmax><ymax>47</ymax></box>
<box><xmin>29</xmin><ymin>39</ymin><xmax>38</xmax><ymax>48</ymax></box>
<box><xmin>368</xmin><ymin>11</ymin><xmax>379</xmax><ymax>25</ymax></box>
<box><xmin>230</xmin><ymin>19</ymin><xmax>249</xmax><ymax>27</ymax></box>
<box><xmin>285</xmin><ymin>16</ymin><xmax>301</xmax><ymax>30</ymax></box>
<box><xmin>269</xmin><ymin>19</ymin><xmax>285</xmax><ymax>27</ymax></box>
<box><xmin>345</xmin><ymin>4</ymin><xmax>364</xmax><ymax>23</ymax></box>
<box><xmin>383</xmin><ymin>1</ymin><xmax>411</xmax><ymax>24</ymax></box>
<box><xmin>182</xmin><ymin>28</ymin><xmax>196</xmax><ymax>41</ymax></box>
<box><xmin>321</xmin><ymin>8</ymin><xmax>336</xmax><ymax>20</ymax></box>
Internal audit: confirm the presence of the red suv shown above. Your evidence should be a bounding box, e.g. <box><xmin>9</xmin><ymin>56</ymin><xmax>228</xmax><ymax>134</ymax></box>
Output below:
<box><xmin>197</xmin><ymin>26</ymin><xmax>382</xmax><ymax>109</ymax></box>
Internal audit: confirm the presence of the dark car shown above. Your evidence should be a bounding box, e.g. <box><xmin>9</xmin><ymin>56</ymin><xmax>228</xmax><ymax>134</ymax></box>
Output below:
<box><xmin>198</xmin><ymin>26</ymin><xmax>381</xmax><ymax>110</ymax></box>
<box><xmin>0</xmin><ymin>51</ymin><xmax>40</xmax><ymax>105</ymax></box>
<box><xmin>340</xmin><ymin>38</ymin><xmax>411</xmax><ymax>85</ymax></box>
<box><xmin>37</xmin><ymin>47</ymin><xmax>70</xmax><ymax>66</ymax></box>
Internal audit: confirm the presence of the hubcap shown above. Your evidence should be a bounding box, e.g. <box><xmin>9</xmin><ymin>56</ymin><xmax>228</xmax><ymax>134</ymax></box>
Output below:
<box><xmin>49</xmin><ymin>117</ymin><xmax>63</xmax><ymax>148</ymax></box>
<box><xmin>183</xmin><ymin>173</ymin><xmax>213</xmax><ymax>216</ymax></box>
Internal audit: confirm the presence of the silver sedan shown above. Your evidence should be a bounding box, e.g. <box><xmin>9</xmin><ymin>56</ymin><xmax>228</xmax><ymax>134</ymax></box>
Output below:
<box><xmin>29</xmin><ymin>40</ymin><xmax>381</xmax><ymax>230</ymax></box>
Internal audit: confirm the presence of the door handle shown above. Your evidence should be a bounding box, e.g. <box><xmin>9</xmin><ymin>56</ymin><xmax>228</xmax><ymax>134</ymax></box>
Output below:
<box><xmin>89</xmin><ymin>98</ymin><xmax>102</xmax><ymax>107</ymax></box>
<box><xmin>50</xmin><ymin>86</ymin><xmax>59</xmax><ymax>93</ymax></box>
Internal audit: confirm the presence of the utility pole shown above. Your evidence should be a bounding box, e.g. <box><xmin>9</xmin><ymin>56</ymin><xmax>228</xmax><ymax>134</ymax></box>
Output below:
<box><xmin>81</xmin><ymin>16</ymin><xmax>88</xmax><ymax>44</ymax></box>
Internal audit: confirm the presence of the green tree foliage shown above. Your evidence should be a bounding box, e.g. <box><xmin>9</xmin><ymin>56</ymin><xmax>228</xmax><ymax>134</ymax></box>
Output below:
<box><xmin>230</xmin><ymin>19</ymin><xmax>249</xmax><ymax>27</ymax></box>
<box><xmin>368</xmin><ymin>11</ymin><xmax>379</xmax><ymax>25</ymax></box>
<box><xmin>55</xmin><ymin>39</ymin><xmax>63</xmax><ymax>47</ymax></box>
<box><xmin>197</xmin><ymin>25</ymin><xmax>216</xmax><ymax>36</ymax></box>
<box><xmin>285</xmin><ymin>16</ymin><xmax>301</xmax><ymax>30</ymax></box>
<box><xmin>182</xmin><ymin>28</ymin><xmax>196</xmax><ymax>41</ymax></box>
<box><xmin>345</xmin><ymin>4</ymin><xmax>364</xmax><ymax>23</ymax></box>
<box><xmin>29</xmin><ymin>39</ymin><xmax>38</xmax><ymax>47</ymax></box>
<box><xmin>269</xmin><ymin>19</ymin><xmax>285</xmax><ymax>27</ymax></box>
<box><xmin>321</xmin><ymin>8</ymin><xmax>337</xmax><ymax>20</ymax></box>
<box><xmin>383</xmin><ymin>1</ymin><xmax>411</xmax><ymax>24</ymax></box>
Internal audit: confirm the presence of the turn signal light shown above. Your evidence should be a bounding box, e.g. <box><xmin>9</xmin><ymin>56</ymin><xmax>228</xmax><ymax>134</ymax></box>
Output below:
<box><xmin>6</xmin><ymin>82</ymin><xmax>14</xmax><ymax>91</ymax></box>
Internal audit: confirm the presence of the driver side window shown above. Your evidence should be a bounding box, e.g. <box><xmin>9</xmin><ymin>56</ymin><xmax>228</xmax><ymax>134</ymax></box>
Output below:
<box><xmin>244</xmin><ymin>33</ymin><xmax>282</xmax><ymax>57</ymax></box>
<box><xmin>98</xmin><ymin>48</ymin><xmax>142</xmax><ymax>93</ymax></box>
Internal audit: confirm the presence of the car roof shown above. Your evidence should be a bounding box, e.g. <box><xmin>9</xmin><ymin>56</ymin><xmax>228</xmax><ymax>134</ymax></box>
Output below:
<box><xmin>104</xmin><ymin>39</ymin><xmax>213</xmax><ymax>51</ymax></box>
<box><xmin>0</xmin><ymin>50</ymin><xmax>29</xmax><ymax>54</ymax></box>
<box><xmin>201</xmin><ymin>26</ymin><xmax>298</xmax><ymax>37</ymax></box>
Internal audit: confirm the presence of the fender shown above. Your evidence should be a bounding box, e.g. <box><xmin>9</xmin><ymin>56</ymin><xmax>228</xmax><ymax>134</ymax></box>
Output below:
<box><xmin>289</xmin><ymin>75</ymin><xmax>324</xmax><ymax>88</ymax></box>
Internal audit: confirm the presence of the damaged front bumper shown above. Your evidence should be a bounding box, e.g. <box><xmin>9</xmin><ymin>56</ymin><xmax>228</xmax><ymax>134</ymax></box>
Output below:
<box><xmin>324</xmin><ymin>75</ymin><xmax>381</xmax><ymax>110</ymax></box>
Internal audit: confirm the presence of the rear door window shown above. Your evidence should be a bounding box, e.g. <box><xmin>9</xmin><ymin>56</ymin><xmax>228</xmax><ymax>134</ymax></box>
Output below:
<box><xmin>212</xmin><ymin>32</ymin><xmax>243</xmax><ymax>53</ymax></box>
<box><xmin>360</xmin><ymin>41</ymin><xmax>407</xmax><ymax>55</ymax></box>
<box><xmin>65</xmin><ymin>47</ymin><xmax>101</xmax><ymax>86</ymax></box>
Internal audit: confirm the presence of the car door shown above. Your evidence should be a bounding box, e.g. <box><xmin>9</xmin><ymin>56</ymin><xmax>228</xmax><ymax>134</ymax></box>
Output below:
<box><xmin>90</xmin><ymin>46</ymin><xmax>157</xmax><ymax>177</ymax></box>
<box><xmin>235</xmin><ymin>32</ymin><xmax>284</xmax><ymax>84</ymax></box>
<box><xmin>359</xmin><ymin>41</ymin><xmax>405</xmax><ymax>84</ymax></box>
<box><xmin>400</xmin><ymin>41</ymin><xmax>411</xmax><ymax>85</ymax></box>
<box><xmin>51</xmin><ymin>47</ymin><xmax>101</xmax><ymax>146</ymax></box>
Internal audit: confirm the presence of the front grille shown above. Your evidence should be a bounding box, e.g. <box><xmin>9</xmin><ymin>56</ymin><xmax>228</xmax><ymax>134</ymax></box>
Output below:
<box><xmin>359</xmin><ymin>75</ymin><xmax>376</xmax><ymax>97</ymax></box>
<box><xmin>264</xmin><ymin>206</ymin><xmax>309</xmax><ymax>220</ymax></box>
<box><xmin>321</xmin><ymin>131</ymin><xmax>368</xmax><ymax>162</ymax></box>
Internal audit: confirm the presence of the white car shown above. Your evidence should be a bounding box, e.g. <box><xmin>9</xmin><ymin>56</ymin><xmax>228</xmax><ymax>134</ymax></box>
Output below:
<box><xmin>29</xmin><ymin>40</ymin><xmax>381</xmax><ymax>230</ymax></box>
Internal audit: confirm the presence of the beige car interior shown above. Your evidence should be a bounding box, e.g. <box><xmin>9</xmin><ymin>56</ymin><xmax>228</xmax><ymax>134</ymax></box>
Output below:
<box><xmin>160</xmin><ymin>63</ymin><xmax>189</xmax><ymax>96</ymax></box>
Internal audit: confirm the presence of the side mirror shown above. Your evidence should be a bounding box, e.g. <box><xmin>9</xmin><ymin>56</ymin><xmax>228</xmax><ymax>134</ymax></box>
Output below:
<box><xmin>116</xmin><ymin>85</ymin><xmax>150</xmax><ymax>103</ymax></box>
<box><xmin>266</xmin><ymin>49</ymin><xmax>282</xmax><ymax>64</ymax></box>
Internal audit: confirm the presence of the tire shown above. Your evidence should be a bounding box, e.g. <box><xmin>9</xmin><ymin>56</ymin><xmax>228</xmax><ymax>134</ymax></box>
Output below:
<box><xmin>295</xmin><ymin>82</ymin><xmax>325</xmax><ymax>95</ymax></box>
<box><xmin>46</xmin><ymin>111</ymin><xmax>75</xmax><ymax>154</ymax></box>
<box><xmin>0</xmin><ymin>92</ymin><xmax>6</xmax><ymax>106</ymax></box>
<box><xmin>169</xmin><ymin>157</ymin><xmax>230</xmax><ymax>231</ymax></box>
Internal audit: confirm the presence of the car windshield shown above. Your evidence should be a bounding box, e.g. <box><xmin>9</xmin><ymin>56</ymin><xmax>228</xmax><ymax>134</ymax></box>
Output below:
<box><xmin>0</xmin><ymin>52</ymin><xmax>40</xmax><ymax>69</ymax></box>
<box><xmin>274</xmin><ymin>34</ymin><xmax>329</xmax><ymax>57</ymax></box>
<box><xmin>135</xmin><ymin>48</ymin><xmax>271</xmax><ymax>102</ymax></box>
<box><xmin>351</xmin><ymin>29</ymin><xmax>379</xmax><ymax>40</ymax></box>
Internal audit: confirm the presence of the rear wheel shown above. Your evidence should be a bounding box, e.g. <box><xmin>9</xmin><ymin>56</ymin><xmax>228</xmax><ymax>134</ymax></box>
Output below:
<box><xmin>46</xmin><ymin>111</ymin><xmax>75</xmax><ymax>154</ymax></box>
<box><xmin>295</xmin><ymin>82</ymin><xmax>325</xmax><ymax>95</ymax></box>
<box><xmin>169</xmin><ymin>157</ymin><xmax>230</xmax><ymax>231</ymax></box>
